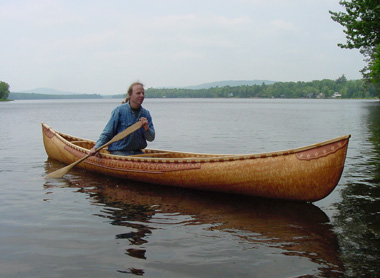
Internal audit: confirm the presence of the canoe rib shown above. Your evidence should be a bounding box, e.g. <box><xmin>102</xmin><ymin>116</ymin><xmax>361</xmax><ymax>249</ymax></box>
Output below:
<box><xmin>42</xmin><ymin>122</ymin><xmax>350</xmax><ymax>202</ymax></box>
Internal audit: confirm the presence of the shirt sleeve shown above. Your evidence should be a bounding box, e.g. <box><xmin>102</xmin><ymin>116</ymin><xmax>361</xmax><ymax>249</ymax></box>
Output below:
<box><xmin>144</xmin><ymin>110</ymin><xmax>155</xmax><ymax>142</ymax></box>
<box><xmin>94</xmin><ymin>108</ymin><xmax>119</xmax><ymax>149</ymax></box>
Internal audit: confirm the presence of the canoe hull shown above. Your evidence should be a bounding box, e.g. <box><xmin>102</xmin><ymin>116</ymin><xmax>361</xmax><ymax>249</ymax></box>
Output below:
<box><xmin>42</xmin><ymin>123</ymin><xmax>350</xmax><ymax>202</ymax></box>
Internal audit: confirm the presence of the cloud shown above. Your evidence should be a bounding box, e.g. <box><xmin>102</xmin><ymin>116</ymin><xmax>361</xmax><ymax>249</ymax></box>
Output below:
<box><xmin>0</xmin><ymin>0</ymin><xmax>365</xmax><ymax>92</ymax></box>
<box><xmin>270</xmin><ymin>19</ymin><xmax>298</xmax><ymax>32</ymax></box>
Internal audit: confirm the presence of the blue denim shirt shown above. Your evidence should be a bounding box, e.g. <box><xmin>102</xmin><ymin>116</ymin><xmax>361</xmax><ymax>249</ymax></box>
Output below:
<box><xmin>94</xmin><ymin>103</ymin><xmax>155</xmax><ymax>152</ymax></box>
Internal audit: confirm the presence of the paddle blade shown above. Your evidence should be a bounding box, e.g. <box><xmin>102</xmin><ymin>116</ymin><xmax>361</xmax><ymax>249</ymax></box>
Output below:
<box><xmin>45</xmin><ymin>153</ymin><xmax>91</xmax><ymax>179</ymax></box>
<box><xmin>45</xmin><ymin>163</ymin><xmax>76</xmax><ymax>179</ymax></box>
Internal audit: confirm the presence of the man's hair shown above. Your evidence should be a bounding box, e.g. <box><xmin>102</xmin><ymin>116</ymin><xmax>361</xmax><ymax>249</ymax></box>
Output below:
<box><xmin>122</xmin><ymin>82</ymin><xmax>144</xmax><ymax>104</ymax></box>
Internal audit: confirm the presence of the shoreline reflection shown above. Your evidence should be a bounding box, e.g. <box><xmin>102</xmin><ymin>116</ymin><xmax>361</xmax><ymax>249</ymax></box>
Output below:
<box><xmin>334</xmin><ymin>103</ymin><xmax>380</xmax><ymax>277</ymax></box>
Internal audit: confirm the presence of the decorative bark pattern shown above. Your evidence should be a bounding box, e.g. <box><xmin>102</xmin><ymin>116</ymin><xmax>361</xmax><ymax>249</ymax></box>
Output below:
<box><xmin>296</xmin><ymin>140</ymin><xmax>348</xmax><ymax>161</ymax></box>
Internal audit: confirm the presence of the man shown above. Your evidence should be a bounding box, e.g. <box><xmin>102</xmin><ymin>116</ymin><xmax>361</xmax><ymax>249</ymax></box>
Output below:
<box><xmin>90</xmin><ymin>82</ymin><xmax>155</xmax><ymax>156</ymax></box>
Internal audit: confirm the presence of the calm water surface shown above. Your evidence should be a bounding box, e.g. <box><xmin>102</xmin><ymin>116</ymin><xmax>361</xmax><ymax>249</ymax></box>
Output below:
<box><xmin>0</xmin><ymin>98</ymin><xmax>379</xmax><ymax>277</ymax></box>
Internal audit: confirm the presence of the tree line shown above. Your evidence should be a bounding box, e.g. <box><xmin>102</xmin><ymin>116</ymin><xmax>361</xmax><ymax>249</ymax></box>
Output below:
<box><xmin>145</xmin><ymin>76</ymin><xmax>377</xmax><ymax>99</ymax></box>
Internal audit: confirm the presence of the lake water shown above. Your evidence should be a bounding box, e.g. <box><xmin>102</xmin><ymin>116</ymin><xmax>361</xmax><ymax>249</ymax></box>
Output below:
<box><xmin>0</xmin><ymin>98</ymin><xmax>379</xmax><ymax>277</ymax></box>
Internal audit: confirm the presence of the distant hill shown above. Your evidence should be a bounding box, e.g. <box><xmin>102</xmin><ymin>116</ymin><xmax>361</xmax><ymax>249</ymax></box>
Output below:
<box><xmin>20</xmin><ymin>87</ymin><xmax>81</xmax><ymax>95</ymax></box>
<box><xmin>9</xmin><ymin>87</ymin><xmax>102</xmax><ymax>100</ymax></box>
<box><xmin>184</xmin><ymin>80</ymin><xmax>276</xmax><ymax>89</ymax></box>
<box><xmin>8</xmin><ymin>92</ymin><xmax>102</xmax><ymax>100</ymax></box>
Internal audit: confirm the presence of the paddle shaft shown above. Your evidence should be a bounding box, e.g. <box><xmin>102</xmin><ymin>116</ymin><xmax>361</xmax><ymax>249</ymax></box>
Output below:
<box><xmin>45</xmin><ymin>121</ymin><xmax>143</xmax><ymax>178</ymax></box>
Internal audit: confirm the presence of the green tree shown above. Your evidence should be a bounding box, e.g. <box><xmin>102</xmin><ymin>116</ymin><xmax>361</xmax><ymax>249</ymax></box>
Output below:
<box><xmin>368</xmin><ymin>44</ymin><xmax>380</xmax><ymax>91</ymax></box>
<box><xmin>0</xmin><ymin>81</ymin><xmax>10</xmax><ymax>100</ymax></box>
<box><xmin>329</xmin><ymin>1</ymin><xmax>380</xmax><ymax>95</ymax></box>
<box><xmin>335</xmin><ymin>74</ymin><xmax>347</xmax><ymax>85</ymax></box>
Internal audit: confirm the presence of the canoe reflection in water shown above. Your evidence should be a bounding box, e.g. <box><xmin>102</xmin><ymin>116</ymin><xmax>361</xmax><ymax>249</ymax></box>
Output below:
<box><xmin>44</xmin><ymin>158</ymin><xmax>345</xmax><ymax>277</ymax></box>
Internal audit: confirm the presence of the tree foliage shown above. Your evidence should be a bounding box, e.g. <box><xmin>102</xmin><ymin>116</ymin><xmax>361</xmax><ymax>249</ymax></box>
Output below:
<box><xmin>329</xmin><ymin>0</ymin><xmax>380</xmax><ymax>95</ymax></box>
<box><xmin>0</xmin><ymin>81</ymin><xmax>10</xmax><ymax>100</ymax></box>
<box><xmin>368</xmin><ymin>44</ymin><xmax>380</xmax><ymax>89</ymax></box>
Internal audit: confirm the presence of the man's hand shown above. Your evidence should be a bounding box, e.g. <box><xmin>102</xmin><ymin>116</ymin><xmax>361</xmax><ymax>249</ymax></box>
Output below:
<box><xmin>139</xmin><ymin>117</ymin><xmax>149</xmax><ymax>131</ymax></box>
<box><xmin>89</xmin><ymin>147</ymin><xmax>99</xmax><ymax>156</ymax></box>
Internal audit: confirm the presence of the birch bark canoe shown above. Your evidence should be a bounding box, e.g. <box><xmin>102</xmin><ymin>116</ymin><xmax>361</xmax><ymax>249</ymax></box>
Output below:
<box><xmin>42</xmin><ymin>122</ymin><xmax>350</xmax><ymax>202</ymax></box>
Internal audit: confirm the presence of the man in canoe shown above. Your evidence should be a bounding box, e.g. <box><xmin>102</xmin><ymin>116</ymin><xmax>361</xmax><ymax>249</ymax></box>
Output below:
<box><xmin>89</xmin><ymin>82</ymin><xmax>155</xmax><ymax>156</ymax></box>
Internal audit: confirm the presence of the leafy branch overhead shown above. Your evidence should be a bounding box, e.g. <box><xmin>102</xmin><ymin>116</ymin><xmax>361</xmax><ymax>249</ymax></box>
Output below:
<box><xmin>330</xmin><ymin>0</ymin><xmax>380</xmax><ymax>93</ymax></box>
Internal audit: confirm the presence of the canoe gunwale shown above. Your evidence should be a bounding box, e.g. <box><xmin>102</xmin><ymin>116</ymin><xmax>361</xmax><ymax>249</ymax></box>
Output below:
<box><xmin>42</xmin><ymin>122</ymin><xmax>351</xmax><ymax>164</ymax></box>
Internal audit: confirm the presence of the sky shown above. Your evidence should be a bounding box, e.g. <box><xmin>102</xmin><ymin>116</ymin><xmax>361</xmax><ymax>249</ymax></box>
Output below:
<box><xmin>0</xmin><ymin>0</ymin><xmax>366</xmax><ymax>94</ymax></box>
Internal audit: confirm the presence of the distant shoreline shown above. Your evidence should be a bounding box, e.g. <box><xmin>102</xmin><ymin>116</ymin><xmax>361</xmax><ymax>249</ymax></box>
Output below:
<box><xmin>6</xmin><ymin>77</ymin><xmax>378</xmax><ymax>100</ymax></box>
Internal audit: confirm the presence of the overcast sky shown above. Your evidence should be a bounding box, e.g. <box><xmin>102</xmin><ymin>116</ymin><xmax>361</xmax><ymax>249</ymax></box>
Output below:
<box><xmin>0</xmin><ymin>0</ymin><xmax>365</xmax><ymax>94</ymax></box>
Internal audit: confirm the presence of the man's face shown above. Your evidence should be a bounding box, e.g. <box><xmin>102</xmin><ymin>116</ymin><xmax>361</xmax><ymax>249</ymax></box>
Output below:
<box><xmin>129</xmin><ymin>84</ymin><xmax>145</xmax><ymax>108</ymax></box>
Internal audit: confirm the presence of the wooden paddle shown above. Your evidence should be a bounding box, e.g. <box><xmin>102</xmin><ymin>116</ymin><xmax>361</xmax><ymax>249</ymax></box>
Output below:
<box><xmin>45</xmin><ymin>121</ymin><xmax>143</xmax><ymax>179</ymax></box>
